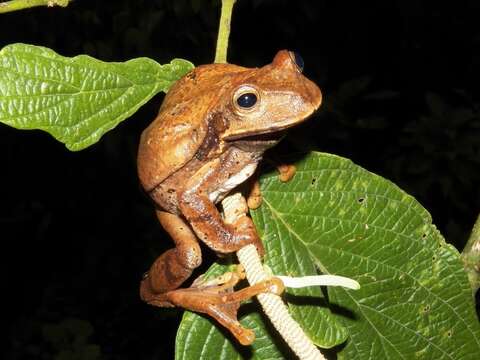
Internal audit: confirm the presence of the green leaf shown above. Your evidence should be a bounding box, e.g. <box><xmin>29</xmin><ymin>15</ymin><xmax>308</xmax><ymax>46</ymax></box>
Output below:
<box><xmin>0</xmin><ymin>43</ymin><xmax>194</xmax><ymax>150</ymax></box>
<box><xmin>256</xmin><ymin>152</ymin><xmax>480</xmax><ymax>359</ymax></box>
<box><xmin>176</xmin><ymin>152</ymin><xmax>480</xmax><ymax>359</ymax></box>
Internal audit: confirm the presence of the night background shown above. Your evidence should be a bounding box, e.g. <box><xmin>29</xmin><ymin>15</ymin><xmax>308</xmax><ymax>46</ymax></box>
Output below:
<box><xmin>1</xmin><ymin>0</ymin><xmax>479</xmax><ymax>359</ymax></box>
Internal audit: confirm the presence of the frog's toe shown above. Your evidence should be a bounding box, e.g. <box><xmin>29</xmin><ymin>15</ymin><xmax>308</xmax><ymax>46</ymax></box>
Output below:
<box><xmin>191</xmin><ymin>270</ymin><xmax>240</xmax><ymax>289</ymax></box>
<box><xmin>206</xmin><ymin>302</ymin><xmax>255</xmax><ymax>345</ymax></box>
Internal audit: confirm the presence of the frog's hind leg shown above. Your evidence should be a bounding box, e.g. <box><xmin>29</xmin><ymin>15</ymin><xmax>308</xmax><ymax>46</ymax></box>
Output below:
<box><xmin>140</xmin><ymin>210</ymin><xmax>202</xmax><ymax>307</ymax></box>
<box><xmin>141</xmin><ymin>239</ymin><xmax>254</xmax><ymax>342</ymax></box>
<box><xmin>140</xmin><ymin>211</ymin><xmax>284</xmax><ymax>345</ymax></box>
<box><xmin>165</xmin><ymin>265</ymin><xmax>284</xmax><ymax>345</ymax></box>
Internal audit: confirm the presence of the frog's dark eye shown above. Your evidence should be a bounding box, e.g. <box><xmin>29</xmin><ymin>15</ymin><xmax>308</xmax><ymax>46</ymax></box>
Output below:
<box><xmin>290</xmin><ymin>51</ymin><xmax>304</xmax><ymax>72</ymax></box>
<box><xmin>233</xmin><ymin>86</ymin><xmax>260</xmax><ymax>112</ymax></box>
<box><xmin>236</xmin><ymin>93</ymin><xmax>257</xmax><ymax>108</ymax></box>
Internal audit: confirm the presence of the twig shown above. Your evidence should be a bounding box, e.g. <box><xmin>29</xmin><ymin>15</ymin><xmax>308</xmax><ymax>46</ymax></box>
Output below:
<box><xmin>461</xmin><ymin>212</ymin><xmax>480</xmax><ymax>293</ymax></box>
<box><xmin>222</xmin><ymin>193</ymin><xmax>326</xmax><ymax>360</ymax></box>
<box><xmin>214</xmin><ymin>0</ymin><xmax>236</xmax><ymax>63</ymax></box>
<box><xmin>0</xmin><ymin>0</ymin><xmax>69</xmax><ymax>14</ymax></box>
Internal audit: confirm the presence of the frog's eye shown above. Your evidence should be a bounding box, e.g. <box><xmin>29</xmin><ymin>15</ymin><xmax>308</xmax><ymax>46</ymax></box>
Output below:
<box><xmin>233</xmin><ymin>86</ymin><xmax>260</xmax><ymax>112</ymax></box>
<box><xmin>289</xmin><ymin>51</ymin><xmax>304</xmax><ymax>72</ymax></box>
<box><xmin>237</xmin><ymin>93</ymin><xmax>257</xmax><ymax>108</ymax></box>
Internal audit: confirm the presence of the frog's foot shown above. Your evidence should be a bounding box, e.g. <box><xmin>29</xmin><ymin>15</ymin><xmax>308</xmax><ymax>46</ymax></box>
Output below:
<box><xmin>276</xmin><ymin>163</ymin><xmax>296</xmax><ymax>182</ymax></box>
<box><xmin>166</xmin><ymin>268</ymin><xmax>284</xmax><ymax>345</ymax></box>
<box><xmin>247</xmin><ymin>180</ymin><xmax>262</xmax><ymax>210</ymax></box>
<box><xmin>191</xmin><ymin>264</ymin><xmax>246</xmax><ymax>289</ymax></box>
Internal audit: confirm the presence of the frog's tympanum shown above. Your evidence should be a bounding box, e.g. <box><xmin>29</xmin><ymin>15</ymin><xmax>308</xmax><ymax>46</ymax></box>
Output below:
<box><xmin>138</xmin><ymin>50</ymin><xmax>322</xmax><ymax>345</ymax></box>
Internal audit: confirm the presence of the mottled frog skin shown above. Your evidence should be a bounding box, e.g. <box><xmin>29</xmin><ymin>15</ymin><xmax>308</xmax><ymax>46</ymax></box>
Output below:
<box><xmin>137</xmin><ymin>50</ymin><xmax>322</xmax><ymax>345</ymax></box>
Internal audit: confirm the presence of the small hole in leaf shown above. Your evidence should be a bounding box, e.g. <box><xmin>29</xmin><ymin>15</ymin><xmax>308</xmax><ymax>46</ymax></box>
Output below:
<box><xmin>446</xmin><ymin>330</ymin><xmax>453</xmax><ymax>338</ymax></box>
<box><xmin>358</xmin><ymin>197</ymin><xmax>365</xmax><ymax>203</ymax></box>
<box><xmin>423</xmin><ymin>305</ymin><xmax>430</xmax><ymax>313</ymax></box>
<box><xmin>311</xmin><ymin>178</ymin><xmax>317</xmax><ymax>185</ymax></box>
<box><xmin>432</xmin><ymin>255</ymin><xmax>437</xmax><ymax>261</ymax></box>
<box><xmin>422</xmin><ymin>233</ymin><xmax>427</xmax><ymax>239</ymax></box>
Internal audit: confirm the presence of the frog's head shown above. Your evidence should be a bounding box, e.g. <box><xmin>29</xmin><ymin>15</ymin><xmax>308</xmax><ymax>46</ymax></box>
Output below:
<box><xmin>220</xmin><ymin>50</ymin><xmax>322</xmax><ymax>141</ymax></box>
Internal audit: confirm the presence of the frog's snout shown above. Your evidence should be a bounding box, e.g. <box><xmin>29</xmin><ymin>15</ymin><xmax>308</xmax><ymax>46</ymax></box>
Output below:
<box><xmin>304</xmin><ymin>78</ymin><xmax>322</xmax><ymax>111</ymax></box>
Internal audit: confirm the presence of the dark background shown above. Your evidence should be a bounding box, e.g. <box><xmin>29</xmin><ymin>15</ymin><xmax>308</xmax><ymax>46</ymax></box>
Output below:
<box><xmin>1</xmin><ymin>0</ymin><xmax>479</xmax><ymax>359</ymax></box>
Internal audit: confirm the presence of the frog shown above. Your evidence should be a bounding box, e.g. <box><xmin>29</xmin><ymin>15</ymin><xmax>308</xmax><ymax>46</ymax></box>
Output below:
<box><xmin>137</xmin><ymin>50</ymin><xmax>322</xmax><ymax>345</ymax></box>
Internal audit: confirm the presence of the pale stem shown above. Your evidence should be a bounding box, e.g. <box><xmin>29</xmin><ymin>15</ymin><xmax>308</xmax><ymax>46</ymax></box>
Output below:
<box><xmin>214</xmin><ymin>0</ymin><xmax>236</xmax><ymax>63</ymax></box>
<box><xmin>461</xmin><ymin>212</ymin><xmax>480</xmax><ymax>293</ymax></box>
<box><xmin>222</xmin><ymin>193</ymin><xmax>326</xmax><ymax>360</ymax></box>
<box><xmin>0</xmin><ymin>0</ymin><xmax>69</xmax><ymax>14</ymax></box>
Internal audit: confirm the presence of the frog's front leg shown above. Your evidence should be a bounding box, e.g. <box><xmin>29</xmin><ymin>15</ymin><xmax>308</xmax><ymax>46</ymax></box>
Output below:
<box><xmin>178</xmin><ymin>157</ymin><xmax>264</xmax><ymax>255</ymax></box>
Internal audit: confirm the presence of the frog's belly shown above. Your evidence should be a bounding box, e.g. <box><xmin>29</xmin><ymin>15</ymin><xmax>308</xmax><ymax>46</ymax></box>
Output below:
<box><xmin>208</xmin><ymin>162</ymin><xmax>258</xmax><ymax>204</ymax></box>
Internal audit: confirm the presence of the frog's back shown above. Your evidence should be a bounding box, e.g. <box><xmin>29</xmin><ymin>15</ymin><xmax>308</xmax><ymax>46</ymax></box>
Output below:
<box><xmin>137</xmin><ymin>63</ymin><xmax>248</xmax><ymax>192</ymax></box>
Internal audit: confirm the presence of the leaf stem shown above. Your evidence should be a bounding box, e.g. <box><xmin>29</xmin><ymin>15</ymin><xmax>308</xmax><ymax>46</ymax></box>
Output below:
<box><xmin>461</xmin><ymin>213</ymin><xmax>480</xmax><ymax>293</ymax></box>
<box><xmin>214</xmin><ymin>0</ymin><xmax>236</xmax><ymax>63</ymax></box>
<box><xmin>0</xmin><ymin>0</ymin><xmax>69</xmax><ymax>14</ymax></box>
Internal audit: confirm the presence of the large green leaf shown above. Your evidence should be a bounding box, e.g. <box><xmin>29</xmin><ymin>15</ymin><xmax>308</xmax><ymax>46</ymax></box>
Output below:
<box><xmin>0</xmin><ymin>43</ymin><xmax>193</xmax><ymax>150</ymax></box>
<box><xmin>176</xmin><ymin>152</ymin><xmax>480</xmax><ymax>359</ymax></box>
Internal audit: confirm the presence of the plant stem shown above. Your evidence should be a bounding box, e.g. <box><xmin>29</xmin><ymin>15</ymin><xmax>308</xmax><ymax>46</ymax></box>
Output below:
<box><xmin>461</xmin><ymin>213</ymin><xmax>480</xmax><ymax>293</ymax></box>
<box><xmin>214</xmin><ymin>0</ymin><xmax>236</xmax><ymax>63</ymax></box>
<box><xmin>223</xmin><ymin>193</ymin><xmax>326</xmax><ymax>360</ymax></box>
<box><xmin>0</xmin><ymin>0</ymin><xmax>69</xmax><ymax>14</ymax></box>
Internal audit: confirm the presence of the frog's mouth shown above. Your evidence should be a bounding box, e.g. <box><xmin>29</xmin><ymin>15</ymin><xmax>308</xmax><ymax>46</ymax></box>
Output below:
<box><xmin>225</xmin><ymin>126</ymin><xmax>288</xmax><ymax>142</ymax></box>
<box><xmin>247</xmin><ymin>130</ymin><xmax>285</xmax><ymax>141</ymax></box>
<box><xmin>228</xmin><ymin>130</ymin><xmax>286</xmax><ymax>152</ymax></box>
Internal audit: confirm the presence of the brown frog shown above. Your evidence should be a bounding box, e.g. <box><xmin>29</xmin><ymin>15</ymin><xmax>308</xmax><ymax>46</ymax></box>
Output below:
<box><xmin>137</xmin><ymin>50</ymin><xmax>322</xmax><ymax>345</ymax></box>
